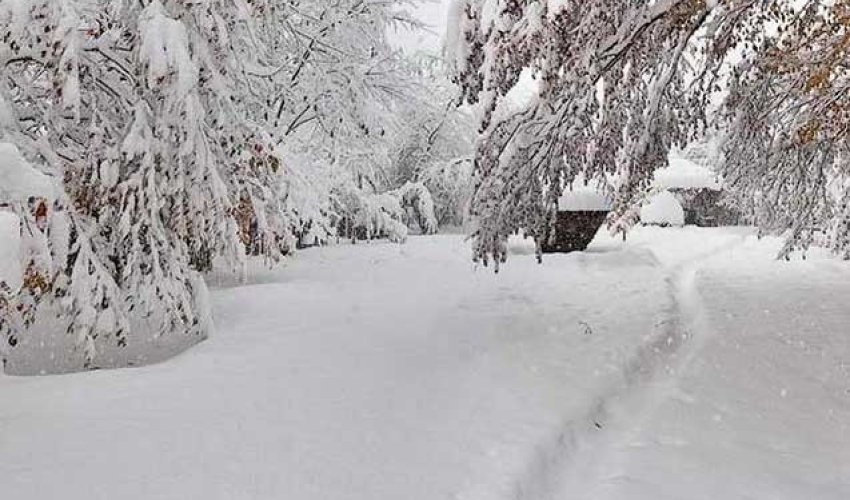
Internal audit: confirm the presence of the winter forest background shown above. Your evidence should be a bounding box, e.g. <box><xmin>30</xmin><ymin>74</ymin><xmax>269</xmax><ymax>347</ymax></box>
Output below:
<box><xmin>0</xmin><ymin>0</ymin><xmax>477</xmax><ymax>369</ymax></box>
<box><xmin>5</xmin><ymin>0</ymin><xmax>850</xmax><ymax>371</ymax></box>
<box><xmin>0</xmin><ymin>0</ymin><xmax>848</xmax><ymax>364</ymax></box>
<box><xmin>2</xmin><ymin>1</ymin><xmax>850</xmax><ymax>498</ymax></box>
<box><xmin>0</xmin><ymin>0</ymin><xmax>847</xmax><ymax>359</ymax></box>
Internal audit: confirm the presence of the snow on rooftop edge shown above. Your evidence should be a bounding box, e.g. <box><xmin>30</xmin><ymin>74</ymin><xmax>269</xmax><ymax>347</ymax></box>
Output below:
<box><xmin>558</xmin><ymin>176</ymin><xmax>613</xmax><ymax>212</ymax></box>
<box><xmin>557</xmin><ymin>156</ymin><xmax>718</xmax><ymax>212</ymax></box>
<box><xmin>653</xmin><ymin>157</ymin><xmax>722</xmax><ymax>191</ymax></box>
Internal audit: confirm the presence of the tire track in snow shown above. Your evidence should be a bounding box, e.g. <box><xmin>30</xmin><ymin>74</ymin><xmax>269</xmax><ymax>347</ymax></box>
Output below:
<box><xmin>508</xmin><ymin>235</ymin><xmax>747</xmax><ymax>500</ymax></box>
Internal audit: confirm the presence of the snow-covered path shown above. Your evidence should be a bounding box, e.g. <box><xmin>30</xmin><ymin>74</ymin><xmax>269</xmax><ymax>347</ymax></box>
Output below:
<box><xmin>2</xmin><ymin>230</ymin><xmax>849</xmax><ymax>499</ymax></box>
<box><xmin>563</xmin><ymin>235</ymin><xmax>850</xmax><ymax>500</ymax></box>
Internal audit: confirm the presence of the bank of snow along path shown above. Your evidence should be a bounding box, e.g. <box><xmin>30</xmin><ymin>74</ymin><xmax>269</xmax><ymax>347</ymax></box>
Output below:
<box><xmin>2</xmin><ymin>228</ymin><xmax>849</xmax><ymax>500</ymax></box>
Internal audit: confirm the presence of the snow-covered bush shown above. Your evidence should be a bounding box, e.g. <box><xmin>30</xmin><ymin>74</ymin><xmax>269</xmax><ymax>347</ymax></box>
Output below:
<box><xmin>277</xmin><ymin>146</ymin><xmax>338</xmax><ymax>249</ymax></box>
<box><xmin>335</xmin><ymin>181</ymin><xmax>439</xmax><ymax>243</ymax></box>
<box><xmin>0</xmin><ymin>0</ymin><xmax>290</xmax><ymax>369</ymax></box>
<box><xmin>420</xmin><ymin>158</ymin><xmax>474</xmax><ymax>228</ymax></box>
<box><xmin>357</xmin><ymin>193</ymin><xmax>410</xmax><ymax>243</ymax></box>
<box><xmin>394</xmin><ymin>182</ymin><xmax>439</xmax><ymax>235</ymax></box>
<box><xmin>641</xmin><ymin>191</ymin><xmax>685</xmax><ymax>228</ymax></box>
<box><xmin>388</xmin><ymin>61</ymin><xmax>475</xmax><ymax>228</ymax></box>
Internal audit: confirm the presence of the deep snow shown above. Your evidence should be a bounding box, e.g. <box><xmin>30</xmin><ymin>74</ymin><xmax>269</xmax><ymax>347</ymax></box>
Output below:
<box><xmin>2</xmin><ymin>229</ymin><xmax>849</xmax><ymax>499</ymax></box>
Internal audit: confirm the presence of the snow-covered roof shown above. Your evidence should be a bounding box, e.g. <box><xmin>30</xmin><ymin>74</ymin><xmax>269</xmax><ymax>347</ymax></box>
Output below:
<box><xmin>653</xmin><ymin>157</ymin><xmax>722</xmax><ymax>191</ymax></box>
<box><xmin>0</xmin><ymin>142</ymin><xmax>54</xmax><ymax>203</ymax></box>
<box><xmin>558</xmin><ymin>176</ymin><xmax>613</xmax><ymax>212</ymax></box>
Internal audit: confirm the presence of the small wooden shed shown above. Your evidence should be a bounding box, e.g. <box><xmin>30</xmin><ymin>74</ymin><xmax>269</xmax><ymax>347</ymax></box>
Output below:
<box><xmin>647</xmin><ymin>157</ymin><xmax>740</xmax><ymax>227</ymax></box>
<box><xmin>541</xmin><ymin>180</ymin><xmax>612</xmax><ymax>254</ymax></box>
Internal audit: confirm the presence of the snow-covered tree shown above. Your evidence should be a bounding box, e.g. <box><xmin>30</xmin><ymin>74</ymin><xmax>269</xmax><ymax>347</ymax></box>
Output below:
<box><xmin>390</xmin><ymin>59</ymin><xmax>474</xmax><ymax>228</ymax></box>
<box><xmin>448</xmin><ymin>0</ymin><xmax>784</xmax><ymax>267</ymax></box>
<box><xmin>419</xmin><ymin>156</ymin><xmax>473</xmax><ymax>228</ymax></box>
<box><xmin>0</xmin><ymin>0</ymin><xmax>291</xmax><ymax>367</ymax></box>
<box><xmin>246</xmin><ymin>0</ymin><xmax>412</xmax><ymax>232</ymax></box>
<box><xmin>248</xmin><ymin>0</ymin><xmax>460</xmax><ymax>240</ymax></box>
<box><xmin>719</xmin><ymin>1</ymin><xmax>850</xmax><ymax>258</ymax></box>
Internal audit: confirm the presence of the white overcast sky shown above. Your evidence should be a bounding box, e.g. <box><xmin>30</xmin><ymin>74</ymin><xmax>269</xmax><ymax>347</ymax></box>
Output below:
<box><xmin>390</xmin><ymin>0</ymin><xmax>452</xmax><ymax>55</ymax></box>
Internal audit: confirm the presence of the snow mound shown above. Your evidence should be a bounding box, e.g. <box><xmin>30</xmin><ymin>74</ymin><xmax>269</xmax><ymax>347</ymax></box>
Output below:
<box><xmin>0</xmin><ymin>143</ymin><xmax>54</xmax><ymax>202</ymax></box>
<box><xmin>653</xmin><ymin>157</ymin><xmax>721</xmax><ymax>190</ymax></box>
<box><xmin>641</xmin><ymin>191</ymin><xmax>685</xmax><ymax>226</ymax></box>
<box><xmin>0</xmin><ymin>210</ymin><xmax>21</xmax><ymax>290</ymax></box>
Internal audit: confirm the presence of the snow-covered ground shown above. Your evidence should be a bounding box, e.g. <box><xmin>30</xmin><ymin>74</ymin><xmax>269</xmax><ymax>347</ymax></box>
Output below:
<box><xmin>2</xmin><ymin>228</ymin><xmax>849</xmax><ymax>499</ymax></box>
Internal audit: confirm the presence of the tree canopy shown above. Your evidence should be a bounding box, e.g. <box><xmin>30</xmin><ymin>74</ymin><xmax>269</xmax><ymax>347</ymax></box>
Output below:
<box><xmin>450</xmin><ymin>0</ymin><xmax>847</xmax><ymax>267</ymax></box>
